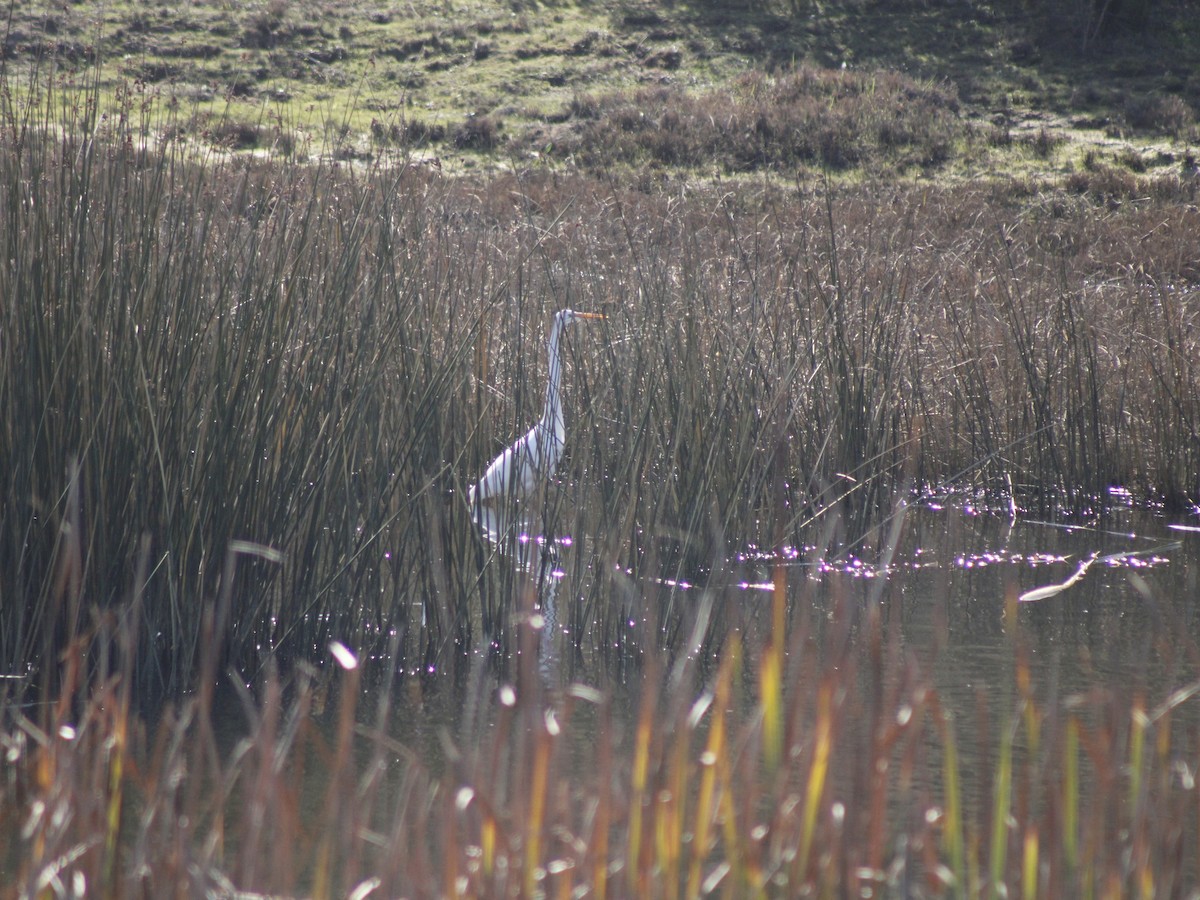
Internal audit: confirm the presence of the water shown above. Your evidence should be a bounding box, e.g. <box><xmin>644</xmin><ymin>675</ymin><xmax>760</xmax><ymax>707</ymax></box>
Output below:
<box><xmin>906</xmin><ymin>500</ymin><xmax>1195</xmax><ymax>703</ymax></box>
<box><xmin>325</xmin><ymin>494</ymin><xmax>1196</xmax><ymax>757</ymax></box>
<box><xmin>214</xmin><ymin>494</ymin><xmax>1200</xmax><ymax>877</ymax></box>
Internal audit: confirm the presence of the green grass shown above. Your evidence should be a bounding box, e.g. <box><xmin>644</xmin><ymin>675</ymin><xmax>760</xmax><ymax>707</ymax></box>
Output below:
<box><xmin>4</xmin><ymin>0</ymin><xmax>1197</xmax><ymax>175</ymax></box>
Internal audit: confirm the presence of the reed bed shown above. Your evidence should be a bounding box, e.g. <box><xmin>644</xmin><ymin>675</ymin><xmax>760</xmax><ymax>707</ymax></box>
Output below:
<box><xmin>2</xmin><ymin>68</ymin><xmax>1199</xmax><ymax>696</ymax></box>
<box><xmin>4</xmin><ymin>534</ymin><xmax>1200</xmax><ymax>897</ymax></box>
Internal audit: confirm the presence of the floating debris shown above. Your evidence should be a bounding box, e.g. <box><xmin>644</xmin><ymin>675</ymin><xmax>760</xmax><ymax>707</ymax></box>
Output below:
<box><xmin>1018</xmin><ymin>553</ymin><xmax>1099</xmax><ymax>603</ymax></box>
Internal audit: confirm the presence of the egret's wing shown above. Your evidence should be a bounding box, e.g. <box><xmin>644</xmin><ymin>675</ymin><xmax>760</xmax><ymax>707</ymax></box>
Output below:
<box><xmin>472</xmin><ymin>421</ymin><xmax>568</xmax><ymax>506</ymax></box>
<box><xmin>474</xmin><ymin>425</ymin><xmax>540</xmax><ymax>504</ymax></box>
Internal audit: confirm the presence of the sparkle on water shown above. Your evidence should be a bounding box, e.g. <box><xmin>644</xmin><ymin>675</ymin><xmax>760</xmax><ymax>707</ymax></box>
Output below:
<box><xmin>204</xmin><ymin>483</ymin><xmax>1200</xmax><ymax>865</ymax></box>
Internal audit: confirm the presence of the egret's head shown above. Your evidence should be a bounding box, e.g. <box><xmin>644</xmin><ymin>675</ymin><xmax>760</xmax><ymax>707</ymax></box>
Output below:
<box><xmin>560</xmin><ymin>309</ymin><xmax>606</xmax><ymax>326</ymax></box>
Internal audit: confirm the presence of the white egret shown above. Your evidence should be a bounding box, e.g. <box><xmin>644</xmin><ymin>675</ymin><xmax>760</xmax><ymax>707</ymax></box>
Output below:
<box><xmin>469</xmin><ymin>309</ymin><xmax>605</xmax><ymax>516</ymax></box>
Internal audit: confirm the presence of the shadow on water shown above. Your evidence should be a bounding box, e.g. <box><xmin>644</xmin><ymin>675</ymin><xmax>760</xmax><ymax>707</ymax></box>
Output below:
<box><xmin>230</xmin><ymin>491</ymin><xmax>1200</xmax><ymax>836</ymax></box>
<box><xmin>142</xmin><ymin>482</ymin><xmax>1200</xmax><ymax>896</ymax></box>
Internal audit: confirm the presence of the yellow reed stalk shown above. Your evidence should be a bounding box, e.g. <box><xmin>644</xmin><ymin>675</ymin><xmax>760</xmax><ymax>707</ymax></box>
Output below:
<box><xmin>940</xmin><ymin>712</ymin><xmax>965</xmax><ymax>895</ymax></box>
<box><xmin>524</xmin><ymin>716</ymin><xmax>553</xmax><ymax>899</ymax></box>
<box><xmin>653</xmin><ymin>797</ymin><xmax>667</xmax><ymax>890</ymax></box>
<box><xmin>482</xmin><ymin>813</ymin><xmax>496</xmax><ymax>879</ymax></box>
<box><xmin>1138</xmin><ymin>862</ymin><xmax>1154</xmax><ymax>900</ymax></box>
<box><xmin>761</xmin><ymin>641</ymin><xmax>782</xmax><ymax>777</ymax></box>
<box><xmin>311</xmin><ymin>838</ymin><xmax>333</xmax><ymax>900</ymax></box>
<box><xmin>764</xmin><ymin>562</ymin><xmax>787</xmax><ymax>774</ymax></box>
<box><xmin>1022</xmin><ymin>826</ymin><xmax>1038</xmax><ymax>900</ymax></box>
<box><xmin>1130</xmin><ymin>697</ymin><xmax>1152</xmax><ymax>900</ymax></box>
<box><xmin>1129</xmin><ymin>698</ymin><xmax>1146</xmax><ymax>816</ymax></box>
<box><xmin>1023</xmin><ymin>702</ymin><xmax>1039</xmax><ymax>758</ymax></box>
<box><xmin>988</xmin><ymin>718</ymin><xmax>1014</xmax><ymax>900</ymax></box>
<box><xmin>687</xmin><ymin>651</ymin><xmax>732</xmax><ymax>898</ymax></box>
<box><xmin>1063</xmin><ymin>717</ymin><xmax>1079</xmax><ymax>872</ymax></box>
<box><xmin>36</xmin><ymin>738</ymin><xmax>53</xmax><ymax>791</ymax></box>
<box><xmin>797</xmin><ymin>681</ymin><xmax>832</xmax><ymax>881</ymax></box>
<box><xmin>627</xmin><ymin>685</ymin><xmax>655</xmax><ymax>893</ymax></box>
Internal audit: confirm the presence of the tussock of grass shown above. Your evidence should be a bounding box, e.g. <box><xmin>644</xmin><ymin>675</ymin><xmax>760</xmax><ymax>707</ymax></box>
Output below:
<box><xmin>546</xmin><ymin>66</ymin><xmax>962</xmax><ymax>174</ymax></box>
<box><xmin>1122</xmin><ymin>91</ymin><xmax>1196</xmax><ymax>137</ymax></box>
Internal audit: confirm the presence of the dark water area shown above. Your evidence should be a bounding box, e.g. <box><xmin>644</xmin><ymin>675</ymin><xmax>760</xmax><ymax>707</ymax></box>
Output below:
<box><xmin>908</xmin><ymin>499</ymin><xmax>1198</xmax><ymax>714</ymax></box>
<box><xmin>237</xmin><ymin>495</ymin><xmax>1200</xmax><ymax>843</ymax></box>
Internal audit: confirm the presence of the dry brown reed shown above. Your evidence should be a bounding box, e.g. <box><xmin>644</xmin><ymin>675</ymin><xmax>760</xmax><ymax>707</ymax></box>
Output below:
<box><xmin>2</xmin><ymin>63</ymin><xmax>1199</xmax><ymax>696</ymax></box>
<box><xmin>2</xmin><ymin>60</ymin><xmax>1200</xmax><ymax>896</ymax></box>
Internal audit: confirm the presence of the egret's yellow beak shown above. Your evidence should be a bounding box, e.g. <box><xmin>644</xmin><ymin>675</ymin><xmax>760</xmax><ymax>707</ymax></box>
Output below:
<box><xmin>575</xmin><ymin>312</ymin><xmax>606</xmax><ymax>320</ymax></box>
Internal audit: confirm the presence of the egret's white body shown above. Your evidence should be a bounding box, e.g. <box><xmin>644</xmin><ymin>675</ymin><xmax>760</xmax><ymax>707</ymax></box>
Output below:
<box><xmin>469</xmin><ymin>310</ymin><xmax>603</xmax><ymax>514</ymax></box>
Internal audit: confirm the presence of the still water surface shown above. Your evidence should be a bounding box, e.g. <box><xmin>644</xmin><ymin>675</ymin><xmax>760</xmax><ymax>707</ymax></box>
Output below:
<box><xmin>222</xmin><ymin>497</ymin><xmax>1200</xmax><ymax>840</ymax></box>
<box><xmin>343</xmin><ymin>501</ymin><xmax>1195</xmax><ymax>782</ymax></box>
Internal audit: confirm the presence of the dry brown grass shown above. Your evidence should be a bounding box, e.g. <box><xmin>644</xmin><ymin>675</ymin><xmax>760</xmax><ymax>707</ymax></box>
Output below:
<box><xmin>543</xmin><ymin>67</ymin><xmax>962</xmax><ymax>175</ymax></box>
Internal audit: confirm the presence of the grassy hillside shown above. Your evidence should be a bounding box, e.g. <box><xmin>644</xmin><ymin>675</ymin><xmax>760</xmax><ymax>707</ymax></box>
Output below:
<box><xmin>4</xmin><ymin>0</ymin><xmax>1197</xmax><ymax>178</ymax></box>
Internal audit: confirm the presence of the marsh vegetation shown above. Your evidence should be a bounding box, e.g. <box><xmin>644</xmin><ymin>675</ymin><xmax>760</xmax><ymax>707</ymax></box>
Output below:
<box><xmin>3</xmin><ymin>2</ymin><xmax>1200</xmax><ymax>895</ymax></box>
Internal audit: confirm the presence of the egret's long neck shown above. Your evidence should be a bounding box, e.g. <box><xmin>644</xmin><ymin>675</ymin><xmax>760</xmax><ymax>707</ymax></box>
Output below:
<box><xmin>541</xmin><ymin>316</ymin><xmax>567</xmax><ymax>441</ymax></box>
